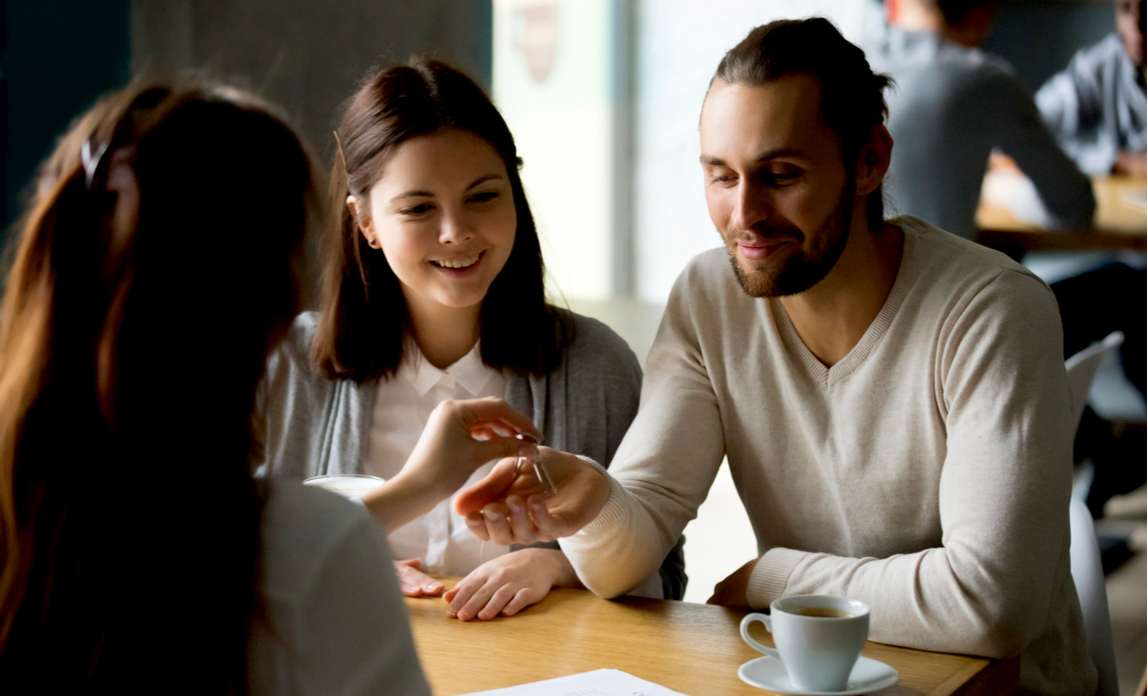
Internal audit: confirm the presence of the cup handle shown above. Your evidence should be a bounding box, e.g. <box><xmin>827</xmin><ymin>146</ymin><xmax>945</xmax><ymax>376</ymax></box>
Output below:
<box><xmin>740</xmin><ymin>613</ymin><xmax>780</xmax><ymax>658</ymax></box>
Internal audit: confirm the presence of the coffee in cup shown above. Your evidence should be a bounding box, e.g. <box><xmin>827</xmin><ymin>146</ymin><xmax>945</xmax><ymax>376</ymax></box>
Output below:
<box><xmin>740</xmin><ymin>594</ymin><xmax>870</xmax><ymax>692</ymax></box>
<box><xmin>789</xmin><ymin>605</ymin><xmax>854</xmax><ymax>618</ymax></box>
<box><xmin>303</xmin><ymin>474</ymin><xmax>385</xmax><ymax>499</ymax></box>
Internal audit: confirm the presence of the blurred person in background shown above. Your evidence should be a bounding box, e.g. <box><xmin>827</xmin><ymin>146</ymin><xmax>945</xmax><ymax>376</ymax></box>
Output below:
<box><xmin>1037</xmin><ymin>0</ymin><xmax>1146</xmax><ymax>176</ymax></box>
<box><xmin>864</xmin><ymin>0</ymin><xmax>1096</xmax><ymax>239</ymax></box>
<box><xmin>0</xmin><ymin>78</ymin><xmax>537</xmax><ymax>694</ymax></box>
<box><xmin>870</xmin><ymin>0</ymin><xmax>1144</xmax><ymax>518</ymax></box>
<box><xmin>1036</xmin><ymin>0</ymin><xmax>1147</xmax><ymax>518</ymax></box>
<box><xmin>255</xmin><ymin>58</ymin><xmax>686</xmax><ymax>622</ymax></box>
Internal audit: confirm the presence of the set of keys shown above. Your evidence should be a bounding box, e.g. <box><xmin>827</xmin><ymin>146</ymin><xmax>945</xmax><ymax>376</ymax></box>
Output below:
<box><xmin>513</xmin><ymin>433</ymin><xmax>557</xmax><ymax>497</ymax></box>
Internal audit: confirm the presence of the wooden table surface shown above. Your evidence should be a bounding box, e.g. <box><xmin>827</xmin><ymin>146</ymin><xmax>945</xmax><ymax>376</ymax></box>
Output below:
<box><xmin>407</xmin><ymin>581</ymin><xmax>1018</xmax><ymax>696</ymax></box>
<box><xmin>976</xmin><ymin>174</ymin><xmax>1146</xmax><ymax>253</ymax></box>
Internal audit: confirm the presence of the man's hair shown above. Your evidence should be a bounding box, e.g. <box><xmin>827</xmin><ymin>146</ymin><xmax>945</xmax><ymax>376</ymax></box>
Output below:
<box><xmin>930</xmin><ymin>0</ymin><xmax>997</xmax><ymax>27</ymax></box>
<box><xmin>713</xmin><ymin>18</ymin><xmax>892</xmax><ymax>230</ymax></box>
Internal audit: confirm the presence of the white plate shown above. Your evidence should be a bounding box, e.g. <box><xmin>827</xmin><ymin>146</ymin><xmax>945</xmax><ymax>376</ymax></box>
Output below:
<box><xmin>738</xmin><ymin>655</ymin><xmax>899</xmax><ymax>695</ymax></box>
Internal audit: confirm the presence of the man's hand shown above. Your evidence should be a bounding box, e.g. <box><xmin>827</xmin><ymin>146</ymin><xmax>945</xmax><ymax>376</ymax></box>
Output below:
<box><xmin>394</xmin><ymin>558</ymin><xmax>445</xmax><ymax>597</ymax></box>
<box><xmin>1113</xmin><ymin>149</ymin><xmax>1147</xmax><ymax>176</ymax></box>
<box><xmin>442</xmin><ymin>548</ymin><xmax>578</xmax><ymax>621</ymax></box>
<box><xmin>454</xmin><ymin>447</ymin><xmax>612</xmax><ymax>545</ymax></box>
<box><xmin>706</xmin><ymin>557</ymin><xmax>760</xmax><ymax>608</ymax></box>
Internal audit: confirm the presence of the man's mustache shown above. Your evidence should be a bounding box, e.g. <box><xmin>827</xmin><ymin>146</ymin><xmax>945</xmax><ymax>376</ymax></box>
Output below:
<box><xmin>724</xmin><ymin>224</ymin><xmax>804</xmax><ymax>246</ymax></box>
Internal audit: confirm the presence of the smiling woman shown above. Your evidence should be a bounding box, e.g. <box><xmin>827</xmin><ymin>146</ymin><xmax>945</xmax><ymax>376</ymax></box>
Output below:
<box><xmin>254</xmin><ymin>58</ymin><xmax>687</xmax><ymax>622</ymax></box>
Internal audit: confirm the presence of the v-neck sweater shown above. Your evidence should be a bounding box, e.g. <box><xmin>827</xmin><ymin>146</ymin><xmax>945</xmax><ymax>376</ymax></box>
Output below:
<box><xmin>559</xmin><ymin>216</ymin><xmax>1094</xmax><ymax>696</ymax></box>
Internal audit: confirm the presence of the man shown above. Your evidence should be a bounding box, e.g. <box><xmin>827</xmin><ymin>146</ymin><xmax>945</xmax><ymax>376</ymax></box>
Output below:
<box><xmin>863</xmin><ymin>0</ymin><xmax>1096</xmax><ymax>240</ymax></box>
<box><xmin>458</xmin><ymin>19</ymin><xmax>1095</xmax><ymax>696</ymax></box>
<box><xmin>1037</xmin><ymin>0</ymin><xmax>1147</xmax><ymax>176</ymax></box>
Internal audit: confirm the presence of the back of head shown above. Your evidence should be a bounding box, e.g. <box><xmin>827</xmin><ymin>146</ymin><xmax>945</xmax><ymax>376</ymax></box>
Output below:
<box><xmin>314</xmin><ymin>58</ymin><xmax>559</xmax><ymax>382</ymax></box>
<box><xmin>931</xmin><ymin>0</ymin><xmax>997</xmax><ymax>27</ymax></box>
<box><xmin>0</xmin><ymin>80</ymin><xmax>317</xmax><ymax>692</ymax></box>
<box><xmin>714</xmin><ymin>18</ymin><xmax>891</xmax><ymax>228</ymax></box>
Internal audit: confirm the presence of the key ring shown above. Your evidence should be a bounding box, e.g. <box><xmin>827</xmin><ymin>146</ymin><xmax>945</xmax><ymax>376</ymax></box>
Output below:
<box><xmin>513</xmin><ymin>433</ymin><xmax>557</xmax><ymax>497</ymax></box>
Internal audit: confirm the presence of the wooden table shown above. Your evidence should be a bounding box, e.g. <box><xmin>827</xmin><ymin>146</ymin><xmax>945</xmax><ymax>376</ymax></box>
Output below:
<box><xmin>976</xmin><ymin>174</ymin><xmax>1146</xmax><ymax>255</ymax></box>
<box><xmin>407</xmin><ymin>581</ymin><xmax>1019</xmax><ymax>695</ymax></box>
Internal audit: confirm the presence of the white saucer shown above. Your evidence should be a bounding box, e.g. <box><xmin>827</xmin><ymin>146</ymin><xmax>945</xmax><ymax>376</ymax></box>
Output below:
<box><xmin>738</xmin><ymin>655</ymin><xmax>899</xmax><ymax>695</ymax></box>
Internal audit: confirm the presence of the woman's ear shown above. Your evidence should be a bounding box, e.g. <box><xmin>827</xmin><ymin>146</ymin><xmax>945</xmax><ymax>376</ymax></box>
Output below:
<box><xmin>854</xmin><ymin>124</ymin><xmax>893</xmax><ymax>197</ymax></box>
<box><xmin>347</xmin><ymin>195</ymin><xmax>379</xmax><ymax>248</ymax></box>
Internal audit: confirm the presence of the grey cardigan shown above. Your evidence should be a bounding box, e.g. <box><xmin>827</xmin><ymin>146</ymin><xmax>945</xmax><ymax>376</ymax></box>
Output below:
<box><xmin>254</xmin><ymin>310</ymin><xmax>687</xmax><ymax>599</ymax></box>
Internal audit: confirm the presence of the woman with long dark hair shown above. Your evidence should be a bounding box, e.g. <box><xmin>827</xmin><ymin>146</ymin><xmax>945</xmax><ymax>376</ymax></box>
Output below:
<box><xmin>258</xmin><ymin>59</ymin><xmax>686</xmax><ymax>621</ymax></box>
<box><xmin>0</xmin><ymin>79</ymin><xmax>536</xmax><ymax>694</ymax></box>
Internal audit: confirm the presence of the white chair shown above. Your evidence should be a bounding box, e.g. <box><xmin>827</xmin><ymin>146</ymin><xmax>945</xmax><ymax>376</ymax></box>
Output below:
<box><xmin>1069</xmin><ymin>497</ymin><xmax>1120</xmax><ymax>696</ymax></box>
<box><xmin>1065</xmin><ymin>332</ymin><xmax>1124</xmax><ymax>696</ymax></box>
<box><xmin>1065</xmin><ymin>331</ymin><xmax>1125</xmax><ymax>432</ymax></box>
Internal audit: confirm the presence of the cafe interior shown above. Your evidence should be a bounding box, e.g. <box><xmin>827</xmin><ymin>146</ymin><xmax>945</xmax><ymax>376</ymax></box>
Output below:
<box><xmin>2</xmin><ymin>0</ymin><xmax>1145</xmax><ymax>694</ymax></box>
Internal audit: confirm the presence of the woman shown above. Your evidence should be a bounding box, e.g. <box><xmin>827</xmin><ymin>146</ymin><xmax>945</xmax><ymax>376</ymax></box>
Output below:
<box><xmin>258</xmin><ymin>59</ymin><xmax>686</xmax><ymax>620</ymax></box>
<box><xmin>0</xmin><ymin>79</ymin><xmax>536</xmax><ymax>694</ymax></box>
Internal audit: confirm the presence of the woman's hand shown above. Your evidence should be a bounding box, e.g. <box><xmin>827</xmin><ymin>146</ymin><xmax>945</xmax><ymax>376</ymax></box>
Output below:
<box><xmin>442</xmin><ymin>548</ymin><xmax>579</xmax><ymax>621</ymax></box>
<box><xmin>394</xmin><ymin>558</ymin><xmax>445</xmax><ymax>597</ymax></box>
<box><xmin>454</xmin><ymin>447</ymin><xmax>612</xmax><ymax>545</ymax></box>
<box><xmin>361</xmin><ymin>397</ymin><xmax>541</xmax><ymax>533</ymax></box>
<box><xmin>403</xmin><ymin>396</ymin><xmax>542</xmax><ymax>500</ymax></box>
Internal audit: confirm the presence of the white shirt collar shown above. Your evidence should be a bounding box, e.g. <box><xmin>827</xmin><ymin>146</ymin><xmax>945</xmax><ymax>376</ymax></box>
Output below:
<box><xmin>401</xmin><ymin>339</ymin><xmax>496</xmax><ymax>397</ymax></box>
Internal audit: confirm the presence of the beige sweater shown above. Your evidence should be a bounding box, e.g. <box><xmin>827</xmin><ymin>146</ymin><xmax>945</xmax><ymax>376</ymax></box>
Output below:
<box><xmin>560</xmin><ymin>216</ymin><xmax>1096</xmax><ymax>696</ymax></box>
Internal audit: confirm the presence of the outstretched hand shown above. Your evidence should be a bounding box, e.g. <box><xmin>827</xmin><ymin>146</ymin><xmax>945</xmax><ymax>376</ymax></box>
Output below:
<box><xmin>361</xmin><ymin>397</ymin><xmax>543</xmax><ymax>533</ymax></box>
<box><xmin>454</xmin><ymin>446</ymin><xmax>613</xmax><ymax>545</ymax></box>
<box><xmin>404</xmin><ymin>396</ymin><xmax>543</xmax><ymax>499</ymax></box>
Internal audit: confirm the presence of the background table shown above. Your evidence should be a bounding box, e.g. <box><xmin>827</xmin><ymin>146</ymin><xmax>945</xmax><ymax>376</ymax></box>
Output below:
<box><xmin>407</xmin><ymin>582</ymin><xmax>1018</xmax><ymax>696</ymax></box>
<box><xmin>975</xmin><ymin>174</ymin><xmax>1146</xmax><ymax>255</ymax></box>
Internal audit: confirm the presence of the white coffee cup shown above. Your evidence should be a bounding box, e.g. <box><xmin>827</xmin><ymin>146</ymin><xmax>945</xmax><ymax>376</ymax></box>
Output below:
<box><xmin>303</xmin><ymin>474</ymin><xmax>385</xmax><ymax>499</ymax></box>
<box><xmin>740</xmin><ymin>594</ymin><xmax>870</xmax><ymax>692</ymax></box>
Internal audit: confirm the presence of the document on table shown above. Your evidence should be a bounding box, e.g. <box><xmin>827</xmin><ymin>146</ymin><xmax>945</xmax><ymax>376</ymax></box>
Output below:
<box><xmin>461</xmin><ymin>668</ymin><xmax>691</xmax><ymax>696</ymax></box>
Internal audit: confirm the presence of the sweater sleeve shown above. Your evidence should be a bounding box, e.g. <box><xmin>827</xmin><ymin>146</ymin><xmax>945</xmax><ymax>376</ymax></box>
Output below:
<box><xmin>560</xmin><ymin>266</ymin><xmax>727</xmax><ymax>598</ymax></box>
<box><xmin>747</xmin><ymin>270</ymin><xmax>1076</xmax><ymax>660</ymax></box>
<box><xmin>982</xmin><ymin>67</ymin><xmax>1097</xmax><ymax>227</ymax></box>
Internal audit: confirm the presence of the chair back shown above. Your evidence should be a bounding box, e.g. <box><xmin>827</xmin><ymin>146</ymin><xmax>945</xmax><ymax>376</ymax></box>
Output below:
<box><xmin>1064</xmin><ymin>333</ymin><xmax>1123</xmax><ymax>696</ymax></box>
<box><xmin>1068</xmin><ymin>475</ymin><xmax>1120</xmax><ymax>696</ymax></box>
<box><xmin>1065</xmin><ymin>331</ymin><xmax>1124</xmax><ymax>430</ymax></box>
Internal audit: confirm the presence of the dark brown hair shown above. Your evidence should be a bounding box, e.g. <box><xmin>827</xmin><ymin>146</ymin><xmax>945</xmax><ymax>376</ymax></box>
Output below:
<box><xmin>311</xmin><ymin>58</ymin><xmax>568</xmax><ymax>382</ymax></box>
<box><xmin>932</xmin><ymin>0</ymin><xmax>997</xmax><ymax>27</ymax></box>
<box><xmin>713</xmin><ymin>18</ymin><xmax>893</xmax><ymax>230</ymax></box>
<box><xmin>0</xmin><ymin>80</ymin><xmax>317</xmax><ymax>693</ymax></box>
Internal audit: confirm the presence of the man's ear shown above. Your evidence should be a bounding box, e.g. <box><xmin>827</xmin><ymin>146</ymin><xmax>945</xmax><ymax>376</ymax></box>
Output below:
<box><xmin>855</xmin><ymin>124</ymin><xmax>893</xmax><ymax>197</ymax></box>
<box><xmin>347</xmin><ymin>195</ymin><xmax>376</xmax><ymax>244</ymax></box>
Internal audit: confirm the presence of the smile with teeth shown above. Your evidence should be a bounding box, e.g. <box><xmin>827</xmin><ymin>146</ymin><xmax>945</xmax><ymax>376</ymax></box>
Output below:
<box><xmin>431</xmin><ymin>252</ymin><xmax>482</xmax><ymax>269</ymax></box>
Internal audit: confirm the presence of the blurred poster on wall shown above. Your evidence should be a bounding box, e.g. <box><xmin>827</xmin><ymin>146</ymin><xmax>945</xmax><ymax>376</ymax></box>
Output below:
<box><xmin>493</xmin><ymin>0</ymin><xmax>619</xmax><ymax>301</ymax></box>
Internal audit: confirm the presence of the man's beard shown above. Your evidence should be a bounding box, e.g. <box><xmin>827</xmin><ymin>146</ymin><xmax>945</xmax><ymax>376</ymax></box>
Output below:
<box><xmin>724</xmin><ymin>178</ymin><xmax>855</xmax><ymax>298</ymax></box>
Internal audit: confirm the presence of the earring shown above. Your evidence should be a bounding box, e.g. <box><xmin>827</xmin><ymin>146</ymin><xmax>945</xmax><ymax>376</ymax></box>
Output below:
<box><xmin>367</xmin><ymin>238</ymin><xmax>380</xmax><ymax>249</ymax></box>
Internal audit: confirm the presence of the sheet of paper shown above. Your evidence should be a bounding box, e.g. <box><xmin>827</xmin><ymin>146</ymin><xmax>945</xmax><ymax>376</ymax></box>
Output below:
<box><xmin>460</xmin><ymin>668</ymin><xmax>692</xmax><ymax>696</ymax></box>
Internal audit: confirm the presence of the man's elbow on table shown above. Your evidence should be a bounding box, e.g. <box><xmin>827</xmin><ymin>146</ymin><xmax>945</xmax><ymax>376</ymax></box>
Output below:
<box><xmin>566</xmin><ymin>556</ymin><xmax>657</xmax><ymax>600</ymax></box>
<box><xmin>1011</xmin><ymin>175</ymin><xmax>1097</xmax><ymax>230</ymax></box>
<box><xmin>949</xmin><ymin>604</ymin><xmax>1039</xmax><ymax>659</ymax></box>
<box><xmin>932</xmin><ymin>573</ymin><xmax>1051</xmax><ymax>659</ymax></box>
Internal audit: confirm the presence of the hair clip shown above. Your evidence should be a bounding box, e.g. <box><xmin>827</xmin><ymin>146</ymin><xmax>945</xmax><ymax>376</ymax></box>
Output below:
<box><xmin>81</xmin><ymin>137</ymin><xmax>109</xmax><ymax>189</ymax></box>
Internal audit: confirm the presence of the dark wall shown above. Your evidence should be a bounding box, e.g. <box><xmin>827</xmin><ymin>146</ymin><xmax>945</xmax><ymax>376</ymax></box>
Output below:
<box><xmin>1</xmin><ymin>0</ymin><xmax>491</xmax><ymax>283</ymax></box>
<box><xmin>985</xmin><ymin>1</ymin><xmax>1116</xmax><ymax>93</ymax></box>
<box><xmin>3</xmin><ymin>0</ymin><xmax>131</xmax><ymax>231</ymax></box>
<box><xmin>131</xmin><ymin>0</ymin><xmax>493</xmax><ymax>170</ymax></box>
